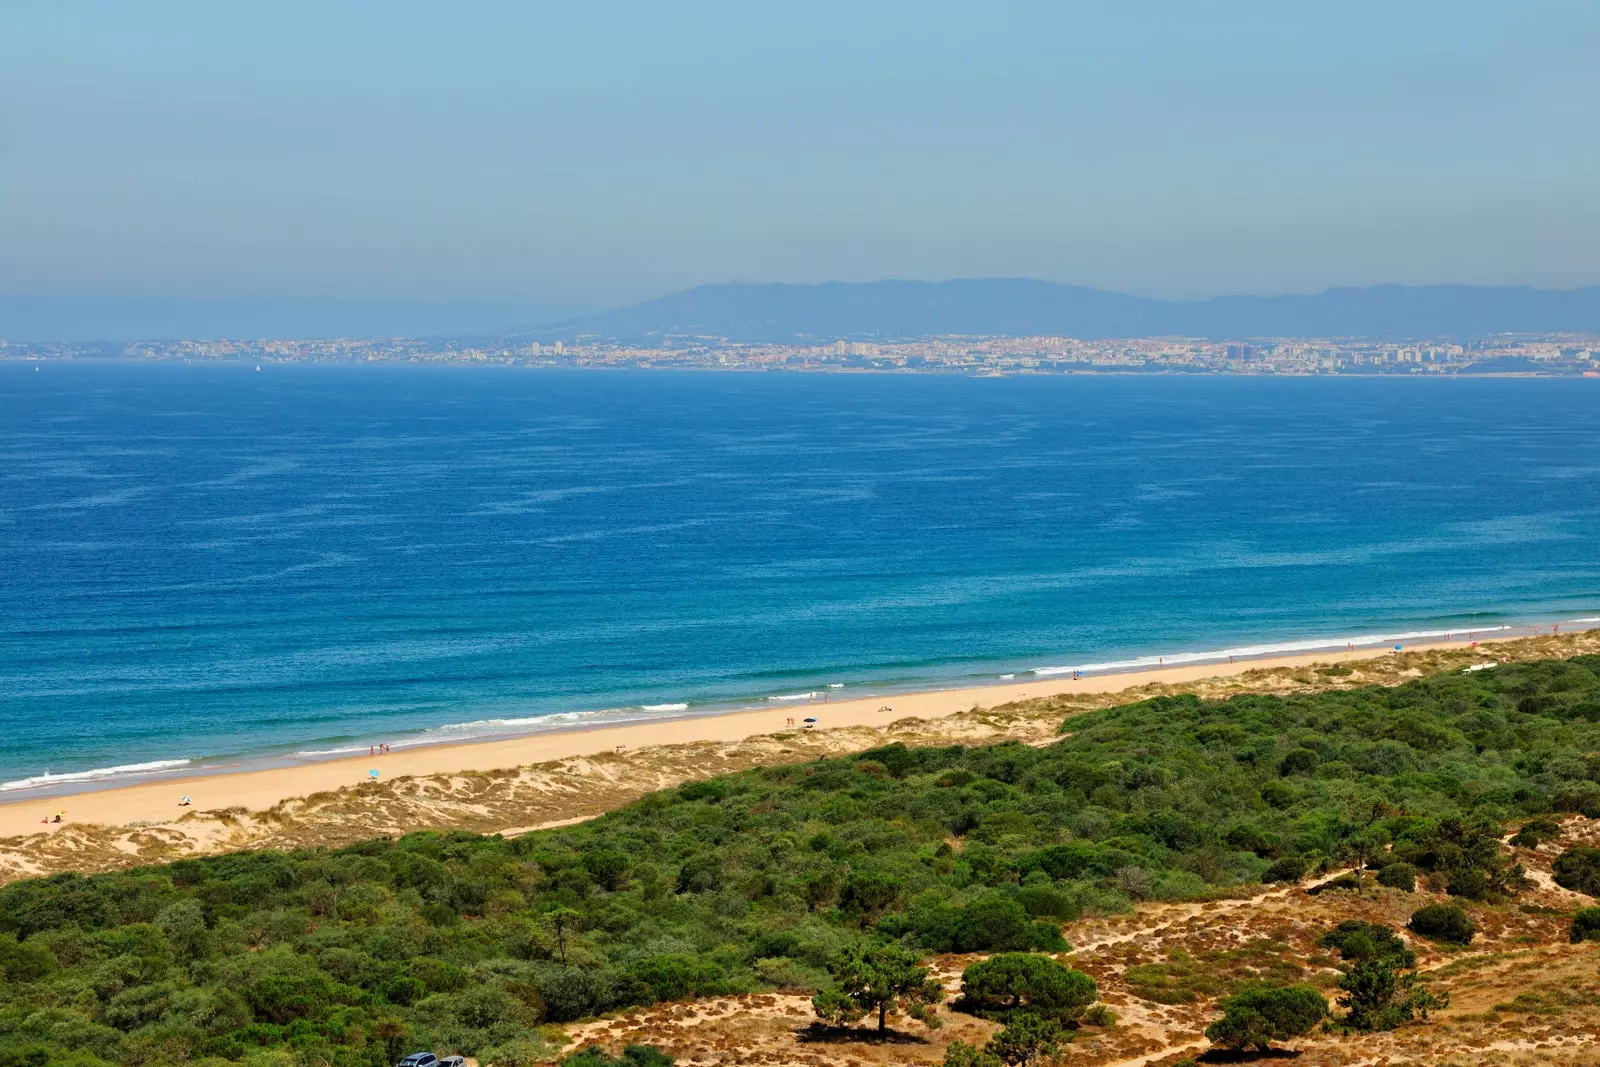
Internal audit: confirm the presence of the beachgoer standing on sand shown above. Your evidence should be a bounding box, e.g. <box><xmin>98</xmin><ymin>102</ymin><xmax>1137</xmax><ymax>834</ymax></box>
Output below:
<box><xmin>370</xmin><ymin>745</ymin><xmax>375</xmax><ymax>757</ymax></box>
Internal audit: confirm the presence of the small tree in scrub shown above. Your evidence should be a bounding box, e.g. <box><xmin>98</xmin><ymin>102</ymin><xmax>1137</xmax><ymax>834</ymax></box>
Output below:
<box><xmin>1553</xmin><ymin>847</ymin><xmax>1600</xmax><ymax>897</ymax></box>
<box><xmin>942</xmin><ymin>1041</ymin><xmax>1002</xmax><ymax>1067</ymax></box>
<box><xmin>1204</xmin><ymin>985</ymin><xmax>1328</xmax><ymax>1052</ymax></box>
<box><xmin>1408</xmin><ymin>903</ymin><xmax>1475</xmax><ymax>945</ymax></box>
<box><xmin>987</xmin><ymin>1013</ymin><xmax>1066</xmax><ymax>1066</ymax></box>
<box><xmin>812</xmin><ymin>940</ymin><xmax>944</xmax><ymax>1033</ymax></box>
<box><xmin>956</xmin><ymin>953</ymin><xmax>1097</xmax><ymax>1023</ymax></box>
<box><xmin>1338</xmin><ymin>960</ymin><xmax>1447</xmax><ymax>1031</ymax></box>
<box><xmin>1570</xmin><ymin>907</ymin><xmax>1600</xmax><ymax>943</ymax></box>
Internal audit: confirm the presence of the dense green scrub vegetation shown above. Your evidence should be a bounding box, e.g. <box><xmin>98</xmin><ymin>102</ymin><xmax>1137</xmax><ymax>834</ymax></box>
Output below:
<box><xmin>5</xmin><ymin>655</ymin><xmax>1600</xmax><ymax>1066</ymax></box>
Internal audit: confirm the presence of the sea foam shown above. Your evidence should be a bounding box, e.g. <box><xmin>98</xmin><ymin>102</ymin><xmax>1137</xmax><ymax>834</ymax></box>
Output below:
<box><xmin>1</xmin><ymin>758</ymin><xmax>192</xmax><ymax>792</ymax></box>
<box><xmin>1031</xmin><ymin>626</ymin><xmax>1515</xmax><ymax>677</ymax></box>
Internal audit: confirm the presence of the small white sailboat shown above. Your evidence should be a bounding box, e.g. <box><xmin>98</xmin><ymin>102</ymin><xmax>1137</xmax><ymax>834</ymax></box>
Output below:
<box><xmin>255</xmin><ymin>364</ymin><xmax>261</xmax><ymax>371</ymax></box>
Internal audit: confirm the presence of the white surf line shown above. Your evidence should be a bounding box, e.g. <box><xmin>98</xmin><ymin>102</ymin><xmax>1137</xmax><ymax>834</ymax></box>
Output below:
<box><xmin>1030</xmin><ymin>626</ymin><xmax>1520</xmax><ymax>678</ymax></box>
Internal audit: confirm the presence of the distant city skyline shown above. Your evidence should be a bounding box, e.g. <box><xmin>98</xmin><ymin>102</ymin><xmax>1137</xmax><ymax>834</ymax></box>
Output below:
<box><xmin>4</xmin><ymin>2</ymin><xmax>1599</xmax><ymax>335</ymax></box>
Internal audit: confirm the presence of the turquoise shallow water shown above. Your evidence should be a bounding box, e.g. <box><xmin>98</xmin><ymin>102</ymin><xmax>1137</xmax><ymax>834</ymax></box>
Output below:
<box><xmin>2</xmin><ymin>364</ymin><xmax>1598</xmax><ymax>792</ymax></box>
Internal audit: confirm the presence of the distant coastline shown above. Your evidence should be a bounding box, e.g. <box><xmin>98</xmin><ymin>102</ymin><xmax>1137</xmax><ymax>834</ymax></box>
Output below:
<box><xmin>4</xmin><ymin>339</ymin><xmax>1598</xmax><ymax>377</ymax></box>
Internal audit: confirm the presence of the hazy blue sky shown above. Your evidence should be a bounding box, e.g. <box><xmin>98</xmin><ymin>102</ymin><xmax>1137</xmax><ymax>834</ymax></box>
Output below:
<box><xmin>3</xmin><ymin>1</ymin><xmax>1598</xmax><ymax>331</ymax></box>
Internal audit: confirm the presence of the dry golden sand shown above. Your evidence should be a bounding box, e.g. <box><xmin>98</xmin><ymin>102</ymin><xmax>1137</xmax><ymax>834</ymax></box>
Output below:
<box><xmin>2</xmin><ymin>628</ymin><xmax>1595</xmax><ymax>886</ymax></box>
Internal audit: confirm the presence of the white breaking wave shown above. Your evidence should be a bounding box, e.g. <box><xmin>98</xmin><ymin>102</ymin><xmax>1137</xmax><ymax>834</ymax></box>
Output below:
<box><xmin>1032</xmin><ymin>626</ymin><xmax>1516</xmax><ymax>677</ymax></box>
<box><xmin>768</xmin><ymin>692</ymin><xmax>818</xmax><ymax>701</ymax></box>
<box><xmin>294</xmin><ymin>744</ymin><xmax>375</xmax><ymax>757</ymax></box>
<box><xmin>2</xmin><ymin>758</ymin><xmax>193</xmax><ymax>792</ymax></box>
<box><xmin>429</xmin><ymin>716</ymin><xmax>549</xmax><ymax>733</ymax></box>
<box><xmin>828</xmin><ymin>683</ymin><xmax>845</xmax><ymax>688</ymax></box>
<box><xmin>294</xmin><ymin>705</ymin><xmax>688</xmax><ymax>758</ymax></box>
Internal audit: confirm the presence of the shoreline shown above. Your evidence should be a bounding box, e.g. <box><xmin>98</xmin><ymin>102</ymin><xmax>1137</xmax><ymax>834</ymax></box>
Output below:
<box><xmin>4</xmin><ymin>621</ymin><xmax>1571</xmax><ymax>800</ymax></box>
<box><xmin>0</xmin><ymin>629</ymin><xmax>1547</xmax><ymax>839</ymax></box>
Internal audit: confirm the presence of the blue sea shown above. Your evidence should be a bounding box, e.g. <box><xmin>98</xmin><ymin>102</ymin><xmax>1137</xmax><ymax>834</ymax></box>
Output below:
<box><xmin>3</xmin><ymin>363</ymin><xmax>1598</xmax><ymax>794</ymax></box>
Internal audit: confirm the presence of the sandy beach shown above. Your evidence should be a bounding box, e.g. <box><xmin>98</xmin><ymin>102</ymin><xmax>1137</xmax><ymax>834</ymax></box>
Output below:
<box><xmin>0</xmin><ymin>635</ymin><xmax>1527</xmax><ymax>839</ymax></box>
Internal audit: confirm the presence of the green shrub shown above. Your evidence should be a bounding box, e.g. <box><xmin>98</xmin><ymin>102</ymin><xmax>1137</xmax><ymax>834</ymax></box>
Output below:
<box><xmin>1261</xmin><ymin>856</ymin><xmax>1307</xmax><ymax>883</ymax></box>
<box><xmin>1317</xmin><ymin>921</ymin><xmax>1416</xmax><ymax>968</ymax></box>
<box><xmin>0</xmin><ymin>934</ymin><xmax>56</xmax><ymax>982</ymax></box>
<box><xmin>1570</xmin><ymin>907</ymin><xmax>1600</xmax><ymax>943</ymax></box>
<box><xmin>953</xmin><ymin>895</ymin><xmax>1032</xmax><ymax>953</ymax></box>
<box><xmin>956</xmin><ymin>954</ymin><xmax>1096</xmax><ymax>1022</ymax></box>
<box><xmin>1309</xmin><ymin>873</ymin><xmax>1361</xmax><ymax>895</ymax></box>
<box><xmin>1279</xmin><ymin>748</ymin><xmax>1322</xmax><ymax>776</ymax></box>
<box><xmin>1553</xmin><ymin>847</ymin><xmax>1600</xmax><ymax>896</ymax></box>
<box><xmin>1015</xmin><ymin>885</ymin><xmax>1078</xmax><ymax>921</ymax></box>
<box><xmin>1509</xmin><ymin>818</ymin><xmax>1561</xmax><ymax>848</ymax></box>
<box><xmin>1408</xmin><ymin>904</ymin><xmax>1475</xmax><ymax>945</ymax></box>
<box><xmin>1376</xmin><ymin>863</ymin><xmax>1416</xmax><ymax>892</ymax></box>
<box><xmin>1204</xmin><ymin>985</ymin><xmax>1328</xmax><ymax>1051</ymax></box>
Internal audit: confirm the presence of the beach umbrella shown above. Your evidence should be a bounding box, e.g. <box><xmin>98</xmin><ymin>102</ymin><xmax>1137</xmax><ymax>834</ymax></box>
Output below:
<box><xmin>368</xmin><ymin>769</ymin><xmax>380</xmax><ymax>780</ymax></box>
<box><xmin>803</xmin><ymin>717</ymin><xmax>818</xmax><ymax>723</ymax></box>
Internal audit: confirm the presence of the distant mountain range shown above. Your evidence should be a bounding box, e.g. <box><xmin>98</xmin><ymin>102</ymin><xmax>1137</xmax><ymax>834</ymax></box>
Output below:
<box><xmin>6</xmin><ymin>281</ymin><xmax>1599</xmax><ymax>344</ymax></box>
<box><xmin>539</xmin><ymin>280</ymin><xmax>1600</xmax><ymax>342</ymax></box>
